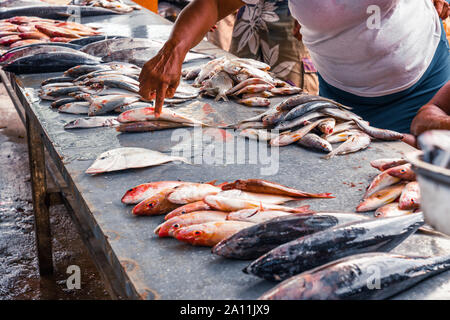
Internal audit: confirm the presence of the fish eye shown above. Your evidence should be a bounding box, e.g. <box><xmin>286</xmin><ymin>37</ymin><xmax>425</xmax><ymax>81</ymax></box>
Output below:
<box><xmin>172</xmin><ymin>223</ymin><xmax>181</xmax><ymax>229</ymax></box>
<box><xmin>194</xmin><ymin>231</ymin><xmax>202</xmax><ymax>236</ymax></box>
<box><xmin>147</xmin><ymin>202</ymin><xmax>154</xmax><ymax>208</ymax></box>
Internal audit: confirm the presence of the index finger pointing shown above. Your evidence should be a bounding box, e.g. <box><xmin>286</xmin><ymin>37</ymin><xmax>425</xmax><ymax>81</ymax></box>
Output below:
<box><xmin>155</xmin><ymin>83</ymin><xmax>168</xmax><ymax>118</ymax></box>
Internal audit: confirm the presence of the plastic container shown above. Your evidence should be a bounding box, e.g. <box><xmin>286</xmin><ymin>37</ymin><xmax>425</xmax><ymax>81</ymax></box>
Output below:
<box><xmin>407</xmin><ymin>151</ymin><xmax>450</xmax><ymax>235</ymax></box>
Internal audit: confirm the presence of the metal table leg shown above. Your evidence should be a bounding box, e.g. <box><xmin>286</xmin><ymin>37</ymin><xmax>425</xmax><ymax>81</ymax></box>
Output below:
<box><xmin>26</xmin><ymin>114</ymin><xmax>54</xmax><ymax>275</ymax></box>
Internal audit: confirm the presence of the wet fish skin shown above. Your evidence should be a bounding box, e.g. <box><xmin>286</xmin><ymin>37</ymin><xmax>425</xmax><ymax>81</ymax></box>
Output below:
<box><xmin>386</xmin><ymin>163</ymin><xmax>416</xmax><ymax>181</ymax></box>
<box><xmin>245</xmin><ymin>213</ymin><xmax>424</xmax><ymax>282</ymax></box>
<box><xmin>116</xmin><ymin>121</ymin><xmax>192</xmax><ymax>132</ymax></box>
<box><xmin>174</xmin><ymin>221</ymin><xmax>255</xmax><ymax>247</ymax></box>
<box><xmin>58</xmin><ymin>102</ymin><xmax>90</xmax><ymax>114</ymax></box>
<box><xmin>1</xmin><ymin>45</ymin><xmax>84</xmax><ymax>65</ymax></box>
<box><xmin>155</xmin><ymin>211</ymin><xmax>228</xmax><ymax>237</ymax></box>
<box><xmin>276</xmin><ymin>94</ymin><xmax>349</xmax><ymax>112</ymax></box>
<box><xmin>234</xmin><ymin>84</ymin><xmax>274</xmax><ymax>96</ymax></box>
<box><xmin>117</xmin><ymin>106</ymin><xmax>205</xmax><ymax>125</ymax></box>
<box><xmin>221</xmin><ymin>179</ymin><xmax>333</xmax><ymax>199</ymax></box>
<box><xmin>121</xmin><ymin>181</ymin><xmax>186</xmax><ymax>205</ymax></box>
<box><xmin>64</xmin><ymin>116</ymin><xmax>118</xmax><ymax>129</ymax></box>
<box><xmin>238</xmin><ymin>97</ymin><xmax>271</xmax><ymax>107</ymax></box>
<box><xmin>275</xmin><ymin>112</ymin><xmax>324</xmax><ymax>131</ymax></box>
<box><xmin>51</xmin><ymin>97</ymin><xmax>78</xmax><ymax>108</ymax></box>
<box><xmin>297</xmin><ymin>133</ymin><xmax>333</xmax><ymax>153</ymax></box>
<box><xmin>239</xmin><ymin>129</ymin><xmax>278</xmax><ymax>142</ymax></box>
<box><xmin>399</xmin><ymin>181</ymin><xmax>420</xmax><ymax>210</ymax></box>
<box><xmin>0</xmin><ymin>5</ymin><xmax>120</xmax><ymax>20</ymax></box>
<box><xmin>4</xmin><ymin>51</ymin><xmax>100</xmax><ymax>74</ymax></box>
<box><xmin>323</xmin><ymin>129</ymin><xmax>361</xmax><ymax>144</ymax></box>
<box><xmin>132</xmin><ymin>188</ymin><xmax>180</xmax><ymax>216</ymax></box>
<box><xmin>64</xmin><ymin>64</ymin><xmax>111</xmax><ymax>78</ymax></box>
<box><xmin>42</xmin><ymin>76</ymin><xmax>75</xmax><ymax>86</ymax></box>
<box><xmin>323</xmin><ymin>132</ymin><xmax>371</xmax><ymax>160</ymax></box>
<box><xmin>85</xmin><ymin>147</ymin><xmax>188</xmax><ymax>174</ymax></box>
<box><xmin>270</xmin><ymin>86</ymin><xmax>302</xmax><ymax>95</ymax></box>
<box><xmin>353</xmin><ymin>118</ymin><xmax>404</xmax><ymax>141</ymax></box>
<box><xmin>374</xmin><ymin>203</ymin><xmax>414</xmax><ymax>218</ymax></box>
<box><xmin>165</xmin><ymin>200</ymin><xmax>212</xmax><ymax>220</ymax></box>
<box><xmin>213</xmin><ymin>212</ymin><xmax>368</xmax><ymax>260</ymax></box>
<box><xmin>87</xmin><ymin>94</ymin><xmax>140</xmax><ymax>116</ymax></box>
<box><xmin>370</xmin><ymin>158</ymin><xmax>408</xmax><ymax>171</ymax></box>
<box><xmin>68</xmin><ymin>35</ymin><xmax>126</xmax><ymax>46</ymax></box>
<box><xmin>271</xmin><ymin>118</ymin><xmax>332</xmax><ymax>147</ymax></box>
<box><xmin>226</xmin><ymin>78</ymin><xmax>271</xmax><ymax>95</ymax></box>
<box><xmin>242</xmin><ymin>91</ymin><xmax>274</xmax><ymax>99</ymax></box>
<box><xmin>167</xmin><ymin>183</ymin><xmax>222</xmax><ymax>204</ymax></box>
<box><xmin>259</xmin><ymin>252</ymin><xmax>450</xmax><ymax>300</ymax></box>
<box><xmin>226</xmin><ymin>208</ymin><xmax>296</xmax><ymax>224</ymax></box>
<box><xmin>204</xmin><ymin>195</ymin><xmax>315</xmax><ymax>213</ymax></box>
<box><xmin>283</xmin><ymin>101</ymin><xmax>338</xmax><ymax>122</ymax></box>
<box><xmin>218</xmin><ymin>190</ymin><xmax>298</xmax><ymax>205</ymax></box>
<box><xmin>356</xmin><ymin>183</ymin><xmax>406</xmax><ymax>212</ymax></box>
<box><xmin>364</xmin><ymin>169</ymin><xmax>402</xmax><ymax>199</ymax></box>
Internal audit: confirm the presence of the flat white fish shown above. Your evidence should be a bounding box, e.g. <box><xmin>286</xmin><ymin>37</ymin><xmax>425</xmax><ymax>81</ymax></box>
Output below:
<box><xmin>86</xmin><ymin>147</ymin><xmax>189</xmax><ymax>174</ymax></box>
<box><xmin>64</xmin><ymin>116</ymin><xmax>119</xmax><ymax>129</ymax></box>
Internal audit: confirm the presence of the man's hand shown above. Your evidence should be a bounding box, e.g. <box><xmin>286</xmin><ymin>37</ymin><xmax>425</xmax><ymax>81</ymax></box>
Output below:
<box><xmin>411</xmin><ymin>104</ymin><xmax>450</xmax><ymax>136</ymax></box>
<box><xmin>433</xmin><ymin>0</ymin><xmax>450</xmax><ymax>19</ymax></box>
<box><xmin>138</xmin><ymin>41</ymin><xmax>185</xmax><ymax>117</ymax></box>
<box><xmin>293</xmin><ymin>19</ymin><xmax>302</xmax><ymax>42</ymax></box>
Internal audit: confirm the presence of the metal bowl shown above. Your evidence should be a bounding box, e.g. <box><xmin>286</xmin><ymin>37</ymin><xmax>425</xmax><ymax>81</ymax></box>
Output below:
<box><xmin>406</xmin><ymin>151</ymin><xmax>450</xmax><ymax>235</ymax></box>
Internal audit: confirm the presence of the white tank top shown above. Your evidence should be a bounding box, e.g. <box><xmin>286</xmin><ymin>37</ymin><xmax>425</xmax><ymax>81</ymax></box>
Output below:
<box><xmin>288</xmin><ymin>0</ymin><xmax>442</xmax><ymax>97</ymax></box>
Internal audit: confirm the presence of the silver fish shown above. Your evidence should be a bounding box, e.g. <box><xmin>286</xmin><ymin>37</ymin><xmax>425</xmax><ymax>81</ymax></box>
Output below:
<box><xmin>64</xmin><ymin>116</ymin><xmax>119</xmax><ymax>129</ymax></box>
<box><xmin>85</xmin><ymin>147</ymin><xmax>189</xmax><ymax>174</ymax></box>
<box><xmin>297</xmin><ymin>133</ymin><xmax>333</xmax><ymax>153</ymax></box>
<box><xmin>323</xmin><ymin>131</ymin><xmax>371</xmax><ymax>159</ymax></box>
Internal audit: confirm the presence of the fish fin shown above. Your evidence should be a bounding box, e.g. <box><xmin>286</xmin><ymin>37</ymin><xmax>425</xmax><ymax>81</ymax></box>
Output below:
<box><xmin>293</xmin><ymin>205</ymin><xmax>312</xmax><ymax>213</ymax></box>
<box><xmin>216</xmin><ymin>182</ymin><xmax>229</xmax><ymax>188</ymax></box>
<box><xmin>205</xmin><ymin>180</ymin><xmax>218</xmax><ymax>186</ymax></box>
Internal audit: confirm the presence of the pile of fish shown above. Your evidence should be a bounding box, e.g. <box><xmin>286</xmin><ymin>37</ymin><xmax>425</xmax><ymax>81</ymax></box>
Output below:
<box><xmin>31</xmin><ymin>60</ymin><xmax>207</xmax><ymax>131</ymax></box>
<box><xmin>38</xmin><ymin>61</ymin><xmax>146</xmax><ymax>117</ymax></box>
<box><xmin>123</xmin><ymin>178</ymin><xmax>450</xmax><ymax>299</ymax></box>
<box><xmin>0</xmin><ymin>16</ymin><xmax>100</xmax><ymax>49</ymax></box>
<box><xmin>232</xmin><ymin>93</ymin><xmax>404</xmax><ymax>158</ymax></box>
<box><xmin>121</xmin><ymin>179</ymin><xmax>333</xmax><ymax>246</ymax></box>
<box><xmin>182</xmin><ymin>56</ymin><xmax>302</xmax><ymax>107</ymax></box>
<box><xmin>1</xmin><ymin>36</ymin><xmax>212</xmax><ymax>74</ymax></box>
<box><xmin>70</xmin><ymin>0</ymin><xmax>141</xmax><ymax>14</ymax></box>
<box><xmin>0</xmin><ymin>5</ymin><xmax>121</xmax><ymax>20</ymax></box>
<box><xmin>357</xmin><ymin>158</ymin><xmax>420</xmax><ymax>215</ymax></box>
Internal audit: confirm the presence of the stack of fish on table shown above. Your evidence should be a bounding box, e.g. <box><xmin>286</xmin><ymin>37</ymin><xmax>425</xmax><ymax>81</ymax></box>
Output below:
<box><xmin>0</xmin><ymin>15</ymin><xmax>101</xmax><ymax>49</ymax></box>
<box><xmin>69</xmin><ymin>0</ymin><xmax>141</xmax><ymax>14</ymax></box>
<box><xmin>357</xmin><ymin>158</ymin><xmax>420</xmax><ymax>216</ymax></box>
<box><xmin>1</xmin><ymin>35</ymin><xmax>212</xmax><ymax>74</ymax></box>
<box><xmin>119</xmin><ymin>178</ymin><xmax>450</xmax><ymax>300</ymax></box>
<box><xmin>0</xmin><ymin>4</ymin><xmax>122</xmax><ymax>20</ymax></box>
<box><xmin>182</xmin><ymin>56</ymin><xmax>303</xmax><ymax>107</ymax></box>
<box><xmin>120</xmin><ymin>178</ymin><xmax>333</xmax><ymax>242</ymax></box>
<box><xmin>231</xmin><ymin>92</ymin><xmax>404</xmax><ymax>159</ymax></box>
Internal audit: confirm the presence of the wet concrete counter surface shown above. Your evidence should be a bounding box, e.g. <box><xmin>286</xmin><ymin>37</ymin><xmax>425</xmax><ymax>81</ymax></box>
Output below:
<box><xmin>2</xmin><ymin>8</ymin><xmax>450</xmax><ymax>299</ymax></box>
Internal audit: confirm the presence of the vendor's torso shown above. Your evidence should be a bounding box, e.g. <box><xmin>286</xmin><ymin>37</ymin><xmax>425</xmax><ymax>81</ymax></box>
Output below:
<box><xmin>288</xmin><ymin>0</ymin><xmax>442</xmax><ymax>97</ymax></box>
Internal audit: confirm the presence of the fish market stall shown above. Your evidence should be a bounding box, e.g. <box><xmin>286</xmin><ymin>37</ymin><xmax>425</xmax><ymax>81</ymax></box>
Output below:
<box><xmin>1</xmin><ymin>6</ymin><xmax>450</xmax><ymax>300</ymax></box>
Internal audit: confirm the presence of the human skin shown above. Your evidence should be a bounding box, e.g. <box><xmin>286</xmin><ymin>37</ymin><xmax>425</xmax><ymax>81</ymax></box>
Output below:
<box><xmin>138</xmin><ymin>0</ymin><xmax>244</xmax><ymax>117</ymax></box>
